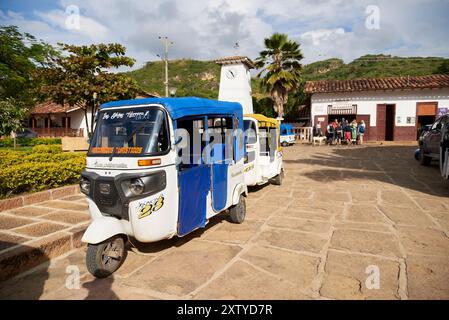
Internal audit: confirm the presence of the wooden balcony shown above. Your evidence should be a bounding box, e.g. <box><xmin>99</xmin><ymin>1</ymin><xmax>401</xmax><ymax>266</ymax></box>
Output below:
<box><xmin>33</xmin><ymin>128</ymin><xmax>84</xmax><ymax>138</ymax></box>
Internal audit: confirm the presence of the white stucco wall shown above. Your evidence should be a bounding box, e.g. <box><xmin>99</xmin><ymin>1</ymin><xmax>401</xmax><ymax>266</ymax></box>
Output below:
<box><xmin>311</xmin><ymin>88</ymin><xmax>449</xmax><ymax>127</ymax></box>
<box><xmin>218</xmin><ymin>64</ymin><xmax>254</xmax><ymax>114</ymax></box>
<box><xmin>70</xmin><ymin>109</ymin><xmax>92</xmax><ymax>138</ymax></box>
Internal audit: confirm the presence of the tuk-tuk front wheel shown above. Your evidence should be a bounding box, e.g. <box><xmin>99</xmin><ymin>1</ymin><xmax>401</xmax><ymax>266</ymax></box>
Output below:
<box><xmin>281</xmin><ymin>141</ymin><xmax>288</xmax><ymax>147</ymax></box>
<box><xmin>86</xmin><ymin>236</ymin><xmax>127</xmax><ymax>278</ymax></box>
<box><xmin>229</xmin><ymin>195</ymin><xmax>246</xmax><ymax>224</ymax></box>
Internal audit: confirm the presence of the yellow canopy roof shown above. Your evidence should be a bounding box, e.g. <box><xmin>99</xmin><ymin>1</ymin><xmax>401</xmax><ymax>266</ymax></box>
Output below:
<box><xmin>244</xmin><ymin>114</ymin><xmax>281</xmax><ymax>151</ymax></box>
<box><xmin>244</xmin><ymin>114</ymin><xmax>280</xmax><ymax>128</ymax></box>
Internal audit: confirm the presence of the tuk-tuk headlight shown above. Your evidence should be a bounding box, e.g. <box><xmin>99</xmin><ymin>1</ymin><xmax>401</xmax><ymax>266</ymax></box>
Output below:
<box><xmin>80</xmin><ymin>177</ymin><xmax>91</xmax><ymax>195</ymax></box>
<box><xmin>120</xmin><ymin>171</ymin><xmax>166</xmax><ymax>199</ymax></box>
<box><xmin>129</xmin><ymin>178</ymin><xmax>145</xmax><ymax>195</ymax></box>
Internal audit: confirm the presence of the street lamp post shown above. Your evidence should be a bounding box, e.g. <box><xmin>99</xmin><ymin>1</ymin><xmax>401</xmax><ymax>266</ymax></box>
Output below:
<box><xmin>158</xmin><ymin>36</ymin><xmax>173</xmax><ymax>97</ymax></box>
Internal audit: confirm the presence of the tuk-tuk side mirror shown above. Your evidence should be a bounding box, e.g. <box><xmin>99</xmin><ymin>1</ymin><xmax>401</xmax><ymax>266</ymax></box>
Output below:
<box><xmin>174</xmin><ymin>136</ymin><xmax>183</xmax><ymax>146</ymax></box>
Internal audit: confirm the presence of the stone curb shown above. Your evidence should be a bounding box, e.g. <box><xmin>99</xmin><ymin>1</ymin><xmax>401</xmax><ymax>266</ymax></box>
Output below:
<box><xmin>0</xmin><ymin>222</ymin><xmax>89</xmax><ymax>282</ymax></box>
<box><xmin>0</xmin><ymin>185</ymin><xmax>81</xmax><ymax>212</ymax></box>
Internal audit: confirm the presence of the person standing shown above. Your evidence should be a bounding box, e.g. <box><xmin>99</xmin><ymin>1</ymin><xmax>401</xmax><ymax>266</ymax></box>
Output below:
<box><xmin>343</xmin><ymin>119</ymin><xmax>351</xmax><ymax>145</ymax></box>
<box><xmin>316</xmin><ymin>121</ymin><xmax>323</xmax><ymax>137</ymax></box>
<box><xmin>341</xmin><ymin>118</ymin><xmax>346</xmax><ymax>144</ymax></box>
<box><xmin>335</xmin><ymin>120</ymin><xmax>342</xmax><ymax>145</ymax></box>
<box><xmin>350</xmin><ymin>120</ymin><xmax>358</xmax><ymax>145</ymax></box>
<box><xmin>327</xmin><ymin>122</ymin><xmax>335</xmax><ymax>145</ymax></box>
<box><xmin>358</xmin><ymin>120</ymin><xmax>366</xmax><ymax>145</ymax></box>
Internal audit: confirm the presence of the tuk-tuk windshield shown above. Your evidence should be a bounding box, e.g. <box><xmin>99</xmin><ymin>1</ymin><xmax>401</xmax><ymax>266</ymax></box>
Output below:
<box><xmin>89</xmin><ymin>107</ymin><xmax>169</xmax><ymax>156</ymax></box>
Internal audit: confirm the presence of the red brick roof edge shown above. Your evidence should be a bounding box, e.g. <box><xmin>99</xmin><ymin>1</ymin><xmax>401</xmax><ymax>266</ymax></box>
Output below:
<box><xmin>305</xmin><ymin>74</ymin><xmax>449</xmax><ymax>94</ymax></box>
<box><xmin>31</xmin><ymin>101</ymin><xmax>81</xmax><ymax>114</ymax></box>
<box><xmin>215</xmin><ymin>56</ymin><xmax>255</xmax><ymax>69</ymax></box>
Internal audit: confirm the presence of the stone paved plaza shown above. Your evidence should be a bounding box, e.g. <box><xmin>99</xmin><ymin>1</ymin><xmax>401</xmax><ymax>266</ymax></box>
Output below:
<box><xmin>1</xmin><ymin>143</ymin><xmax>449</xmax><ymax>300</ymax></box>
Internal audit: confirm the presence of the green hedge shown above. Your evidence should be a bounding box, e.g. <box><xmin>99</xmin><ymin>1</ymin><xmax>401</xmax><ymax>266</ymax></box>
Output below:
<box><xmin>0</xmin><ymin>138</ymin><xmax>62</xmax><ymax>148</ymax></box>
<box><xmin>31</xmin><ymin>144</ymin><xmax>63</xmax><ymax>153</ymax></box>
<box><xmin>0</xmin><ymin>157</ymin><xmax>85</xmax><ymax>196</ymax></box>
<box><xmin>0</xmin><ymin>145</ymin><xmax>86</xmax><ymax>197</ymax></box>
<box><xmin>0</xmin><ymin>151</ymin><xmax>85</xmax><ymax>166</ymax></box>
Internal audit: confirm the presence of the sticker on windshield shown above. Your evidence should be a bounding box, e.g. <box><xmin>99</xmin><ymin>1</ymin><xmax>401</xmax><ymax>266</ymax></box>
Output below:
<box><xmin>90</xmin><ymin>147</ymin><xmax>143</xmax><ymax>154</ymax></box>
<box><xmin>102</xmin><ymin>110</ymin><xmax>151</xmax><ymax>121</ymax></box>
<box><xmin>138</xmin><ymin>195</ymin><xmax>165</xmax><ymax>219</ymax></box>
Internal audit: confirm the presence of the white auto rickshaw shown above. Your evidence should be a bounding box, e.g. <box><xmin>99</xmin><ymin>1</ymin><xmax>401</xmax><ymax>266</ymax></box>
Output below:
<box><xmin>80</xmin><ymin>97</ymin><xmax>248</xmax><ymax>277</ymax></box>
<box><xmin>243</xmin><ymin>114</ymin><xmax>284</xmax><ymax>186</ymax></box>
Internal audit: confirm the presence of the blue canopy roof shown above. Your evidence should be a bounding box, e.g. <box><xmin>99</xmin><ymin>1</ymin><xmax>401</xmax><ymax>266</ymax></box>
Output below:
<box><xmin>100</xmin><ymin>97</ymin><xmax>243</xmax><ymax>120</ymax></box>
<box><xmin>280</xmin><ymin>123</ymin><xmax>294</xmax><ymax>134</ymax></box>
<box><xmin>280</xmin><ymin>123</ymin><xmax>293</xmax><ymax>130</ymax></box>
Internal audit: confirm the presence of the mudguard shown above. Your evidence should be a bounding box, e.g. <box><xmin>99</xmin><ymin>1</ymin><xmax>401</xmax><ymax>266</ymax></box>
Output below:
<box><xmin>232</xmin><ymin>183</ymin><xmax>248</xmax><ymax>205</ymax></box>
<box><xmin>81</xmin><ymin>217</ymin><xmax>132</xmax><ymax>244</ymax></box>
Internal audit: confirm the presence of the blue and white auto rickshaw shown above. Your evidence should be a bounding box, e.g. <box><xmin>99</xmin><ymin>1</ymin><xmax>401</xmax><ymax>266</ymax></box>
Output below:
<box><xmin>80</xmin><ymin>97</ymin><xmax>248</xmax><ymax>277</ymax></box>
<box><xmin>280</xmin><ymin>123</ymin><xmax>296</xmax><ymax>147</ymax></box>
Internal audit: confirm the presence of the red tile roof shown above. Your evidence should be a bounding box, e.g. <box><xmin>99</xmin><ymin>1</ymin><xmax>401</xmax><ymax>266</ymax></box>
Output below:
<box><xmin>31</xmin><ymin>101</ymin><xmax>81</xmax><ymax>114</ymax></box>
<box><xmin>31</xmin><ymin>91</ymin><xmax>160</xmax><ymax>114</ymax></box>
<box><xmin>305</xmin><ymin>74</ymin><xmax>449</xmax><ymax>94</ymax></box>
<box><xmin>215</xmin><ymin>56</ymin><xmax>255</xmax><ymax>69</ymax></box>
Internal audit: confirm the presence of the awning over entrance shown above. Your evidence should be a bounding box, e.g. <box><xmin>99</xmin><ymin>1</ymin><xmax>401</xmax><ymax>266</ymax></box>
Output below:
<box><xmin>327</xmin><ymin>104</ymin><xmax>358</xmax><ymax>115</ymax></box>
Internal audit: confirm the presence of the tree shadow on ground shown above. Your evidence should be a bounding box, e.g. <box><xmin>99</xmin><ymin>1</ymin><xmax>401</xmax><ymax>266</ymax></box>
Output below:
<box><xmin>0</xmin><ymin>242</ymin><xmax>50</xmax><ymax>300</ymax></box>
<box><xmin>284</xmin><ymin>145</ymin><xmax>449</xmax><ymax>197</ymax></box>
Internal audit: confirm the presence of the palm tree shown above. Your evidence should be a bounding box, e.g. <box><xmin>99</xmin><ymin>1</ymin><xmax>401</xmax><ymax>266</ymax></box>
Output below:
<box><xmin>255</xmin><ymin>33</ymin><xmax>303</xmax><ymax>119</ymax></box>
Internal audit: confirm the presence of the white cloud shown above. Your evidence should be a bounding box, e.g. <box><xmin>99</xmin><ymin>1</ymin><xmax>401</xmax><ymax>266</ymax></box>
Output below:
<box><xmin>300</xmin><ymin>28</ymin><xmax>345</xmax><ymax>46</ymax></box>
<box><xmin>1</xmin><ymin>0</ymin><xmax>448</xmax><ymax>70</ymax></box>
<box><xmin>34</xmin><ymin>9</ymin><xmax>110</xmax><ymax>42</ymax></box>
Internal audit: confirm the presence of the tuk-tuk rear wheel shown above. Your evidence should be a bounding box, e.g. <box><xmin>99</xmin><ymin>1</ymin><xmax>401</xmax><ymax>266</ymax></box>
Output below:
<box><xmin>229</xmin><ymin>195</ymin><xmax>246</xmax><ymax>224</ymax></box>
<box><xmin>86</xmin><ymin>235</ymin><xmax>127</xmax><ymax>278</ymax></box>
<box><xmin>281</xmin><ymin>142</ymin><xmax>288</xmax><ymax>147</ymax></box>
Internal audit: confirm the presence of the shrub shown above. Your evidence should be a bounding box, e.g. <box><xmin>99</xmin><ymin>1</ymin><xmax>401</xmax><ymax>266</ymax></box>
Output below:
<box><xmin>0</xmin><ymin>151</ymin><xmax>85</xmax><ymax>166</ymax></box>
<box><xmin>31</xmin><ymin>144</ymin><xmax>63</xmax><ymax>153</ymax></box>
<box><xmin>0</xmin><ymin>138</ymin><xmax>62</xmax><ymax>148</ymax></box>
<box><xmin>0</xmin><ymin>157</ymin><xmax>85</xmax><ymax>196</ymax></box>
<box><xmin>0</xmin><ymin>144</ymin><xmax>86</xmax><ymax>197</ymax></box>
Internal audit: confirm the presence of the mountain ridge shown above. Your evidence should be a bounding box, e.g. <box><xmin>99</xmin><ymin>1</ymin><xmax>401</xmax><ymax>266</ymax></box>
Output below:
<box><xmin>125</xmin><ymin>55</ymin><xmax>449</xmax><ymax>98</ymax></box>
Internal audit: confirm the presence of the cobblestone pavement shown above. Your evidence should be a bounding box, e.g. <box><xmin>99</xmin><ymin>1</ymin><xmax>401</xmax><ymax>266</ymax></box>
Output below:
<box><xmin>1</xmin><ymin>143</ymin><xmax>449</xmax><ymax>300</ymax></box>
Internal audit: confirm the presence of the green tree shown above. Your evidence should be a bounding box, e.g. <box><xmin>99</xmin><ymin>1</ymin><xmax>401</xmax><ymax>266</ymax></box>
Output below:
<box><xmin>255</xmin><ymin>33</ymin><xmax>304</xmax><ymax>119</ymax></box>
<box><xmin>0</xmin><ymin>25</ymin><xmax>56</xmax><ymax>102</ymax></box>
<box><xmin>0</xmin><ymin>98</ymin><xmax>27</xmax><ymax>146</ymax></box>
<box><xmin>35</xmin><ymin>43</ymin><xmax>141</xmax><ymax>137</ymax></box>
<box><xmin>0</xmin><ymin>25</ymin><xmax>57</xmax><ymax>136</ymax></box>
<box><xmin>253</xmin><ymin>97</ymin><xmax>276</xmax><ymax>118</ymax></box>
<box><xmin>437</xmin><ymin>60</ymin><xmax>449</xmax><ymax>74</ymax></box>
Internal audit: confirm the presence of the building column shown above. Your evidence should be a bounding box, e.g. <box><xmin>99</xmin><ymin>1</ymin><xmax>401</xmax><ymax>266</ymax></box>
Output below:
<box><xmin>64</xmin><ymin>115</ymin><xmax>68</xmax><ymax>136</ymax></box>
<box><xmin>47</xmin><ymin>114</ymin><xmax>51</xmax><ymax>135</ymax></box>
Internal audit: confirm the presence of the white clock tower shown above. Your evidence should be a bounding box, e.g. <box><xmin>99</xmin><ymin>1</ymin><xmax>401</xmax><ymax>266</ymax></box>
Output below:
<box><xmin>215</xmin><ymin>56</ymin><xmax>255</xmax><ymax>114</ymax></box>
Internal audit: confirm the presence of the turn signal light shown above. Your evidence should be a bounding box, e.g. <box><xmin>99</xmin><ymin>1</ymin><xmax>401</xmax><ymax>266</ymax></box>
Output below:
<box><xmin>138</xmin><ymin>159</ymin><xmax>162</xmax><ymax>166</ymax></box>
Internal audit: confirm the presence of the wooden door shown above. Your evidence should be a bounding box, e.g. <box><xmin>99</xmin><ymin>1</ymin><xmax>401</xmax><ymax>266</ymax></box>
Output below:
<box><xmin>314</xmin><ymin>115</ymin><xmax>328</xmax><ymax>136</ymax></box>
<box><xmin>376</xmin><ymin>104</ymin><xmax>386</xmax><ymax>141</ymax></box>
<box><xmin>357</xmin><ymin>115</ymin><xmax>371</xmax><ymax>141</ymax></box>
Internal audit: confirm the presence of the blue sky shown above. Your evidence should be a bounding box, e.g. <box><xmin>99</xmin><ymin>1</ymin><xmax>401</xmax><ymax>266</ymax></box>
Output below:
<box><xmin>1</xmin><ymin>0</ymin><xmax>448</xmax><ymax>71</ymax></box>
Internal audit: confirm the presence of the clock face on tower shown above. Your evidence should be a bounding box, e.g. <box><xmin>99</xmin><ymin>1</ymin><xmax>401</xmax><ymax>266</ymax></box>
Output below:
<box><xmin>225</xmin><ymin>68</ymin><xmax>238</xmax><ymax>79</ymax></box>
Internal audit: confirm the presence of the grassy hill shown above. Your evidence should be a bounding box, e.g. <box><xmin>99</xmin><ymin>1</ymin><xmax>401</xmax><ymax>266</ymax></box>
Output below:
<box><xmin>303</xmin><ymin>54</ymin><xmax>449</xmax><ymax>80</ymax></box>
<box><xmin>126</xmin><ymin>55</ymin><xmax>449</xmax><ymax>98</ymax></box>
<box><xmin>125</xmin><ymin>59</ymin><xmax>221</xmax><ymax>99</ymax></box>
